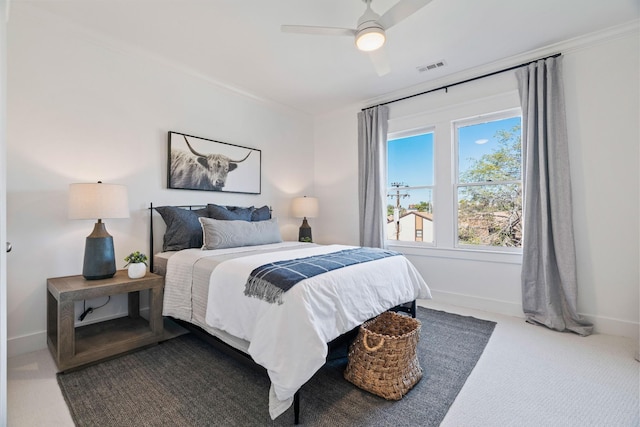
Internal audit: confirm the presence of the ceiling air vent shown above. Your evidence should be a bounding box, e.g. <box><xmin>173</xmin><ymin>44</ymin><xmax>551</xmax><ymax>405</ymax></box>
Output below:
<box><xmin>417</xmin><ymin>60</ymin><xmax>446</xmax><ymax>73</ymax></box>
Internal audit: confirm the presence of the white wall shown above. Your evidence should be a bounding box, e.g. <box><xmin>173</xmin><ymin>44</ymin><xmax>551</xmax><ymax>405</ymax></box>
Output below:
<box><xmin>314</xmin><ymin>24</ymin><xmax>640</xmax><ymax>339</ymax></box>
<box><xmin>1</xmin><ymin>0</ymin><xmax>9</xmax><ymax>422</ymax></box>
<box><xmin>563</xmin><ymin>30</ymin><xmax>639</xmax><ymax>338</ymax></box>
<box><xmin>6</xmin><ymin>5</ymin><xmax>314</xmax><ymax>356</ymax></box>
<box><xmin>313</xmin><ymin>106</ymin><xmax>360</xmax><ymax>246</ymax></box>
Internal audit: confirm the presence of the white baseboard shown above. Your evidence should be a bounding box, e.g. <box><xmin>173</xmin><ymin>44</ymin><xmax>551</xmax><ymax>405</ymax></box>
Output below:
<box><xmin>426</xmin><ymin>289</ymin><xmax>639</xmax><ymax>339</ymax></box>
<box><xmin>9</xmin><ymin>294</ymin><xmax>639</xmax><ymax>357</ymax></box>
<box><xmin>427</xmin><ymin>289</ymin><xmax>525</xmax><ymax>319</ymax></box>
<box><xmin>7</xmin><ymin>331</ymin><xmax>46</xmax><ymax>359</ymax></box>
<box><xmin>580</xmin><ymin>313</ymin><xmax>640</xmax><ymax>340</ymax></box>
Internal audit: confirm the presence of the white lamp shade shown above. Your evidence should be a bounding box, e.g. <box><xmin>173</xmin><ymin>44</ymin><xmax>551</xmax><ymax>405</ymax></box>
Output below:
<box><xmin>292</xmin><ymin>197</ymin><xmax>319</xmax><ymax>218</ymax></box>
<box><xmin>356</xmin><ymin>27</ymin><xmax>386</xmax><ymax>52</ymax></box>
<box><xmin>68</xmin><ymin>183</ymin><xmax>130</xmax><ymax>220</ymax></box>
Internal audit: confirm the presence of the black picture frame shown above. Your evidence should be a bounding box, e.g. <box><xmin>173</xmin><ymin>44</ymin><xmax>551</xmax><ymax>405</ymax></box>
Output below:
<box><xmin>167</xmin><ymin>131</ymin><xmax>261</xmax><ymax>194</ymax></box>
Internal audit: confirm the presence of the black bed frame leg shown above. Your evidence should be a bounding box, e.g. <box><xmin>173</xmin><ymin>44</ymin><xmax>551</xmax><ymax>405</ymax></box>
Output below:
<box><xmin>410</xmin><ymin>300</ymin><xmax>416</xmax><ymax>318</ymax></box>
<box><xmin>294</xmin><ymin>391</ymin><xmax>300</xmax><ymax>424</ymax></box>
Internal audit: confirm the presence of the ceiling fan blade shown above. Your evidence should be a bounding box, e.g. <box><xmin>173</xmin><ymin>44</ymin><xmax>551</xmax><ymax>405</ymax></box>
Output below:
<box><xmin>369</xmin><ymin>47</ymin><xmax>391</xmax><ymax>77</ymax></box>
<box><xmin>378</xmin><ymin>0</ymin><xmax>433</xmax><ymax>30</ymax></box>
<box><xmin>281</xmin><ymin>25</ymin><xmax>356</xmax><ymax>37</ymax></box>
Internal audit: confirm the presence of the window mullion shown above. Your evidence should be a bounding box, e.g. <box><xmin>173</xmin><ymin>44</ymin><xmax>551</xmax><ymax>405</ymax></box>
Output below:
<box><xmin>433</xmin><ymin>120</ymin><xmax>455</xmax><ymax>248</ymax></box>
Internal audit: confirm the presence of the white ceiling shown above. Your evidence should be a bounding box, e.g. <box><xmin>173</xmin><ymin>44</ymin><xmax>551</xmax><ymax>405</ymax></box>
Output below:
<box><xmin>24</xmin><ymin>0</ymin><xmax>640</xmax><ymax>115</ymax></box>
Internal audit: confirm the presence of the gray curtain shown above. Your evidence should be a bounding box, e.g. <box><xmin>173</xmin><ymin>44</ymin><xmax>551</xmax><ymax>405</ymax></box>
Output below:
<box><xmin>516</xmin><ymin>57</ymin><xmax>593</xmax><ymax>336</ymax></box>
<box><xmin>358</xmin><ymin>106</ymin><xmax>389</xmax><ymax>248</ymax></box>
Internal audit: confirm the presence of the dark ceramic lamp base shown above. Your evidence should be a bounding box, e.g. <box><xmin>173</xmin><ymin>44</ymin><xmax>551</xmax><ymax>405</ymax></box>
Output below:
<box><xmin>83</xmin><ymin>221</ymin><xmax>116</xmax><ymax>280</ymax></box>
<box><xmin>298</xmin><ymin>218</ymin><xmax>313</xmax><ymax>242</ymax></box>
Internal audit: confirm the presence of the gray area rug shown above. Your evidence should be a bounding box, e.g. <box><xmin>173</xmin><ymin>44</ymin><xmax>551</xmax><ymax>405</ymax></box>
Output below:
<box><xmin>58</xmin><ymin>307</ymin><xmax>496</xmax><ymax>426</ymax></box>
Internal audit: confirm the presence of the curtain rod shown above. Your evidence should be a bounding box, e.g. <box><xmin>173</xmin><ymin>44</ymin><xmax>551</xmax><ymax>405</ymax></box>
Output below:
<box><xmin>362</xmin><ymin>52</ymin><xmax>561</xmax><ymax>111</ymax></box>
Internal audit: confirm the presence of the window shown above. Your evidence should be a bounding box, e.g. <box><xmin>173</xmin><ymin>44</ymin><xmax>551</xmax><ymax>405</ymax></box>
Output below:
<box><xmin>386</xmin><ymin>105</ymin><xmax>522</xmax><ymax>254</ymax></box>
<box><xmin>456</xmin><ymin>113</ymin><xmax>522</xmax><ymax>249</ymax></box>
<box><xmin>386</xmin><ymin>130</ymin><xmax>434</xmax><ymax>244</ymax></box>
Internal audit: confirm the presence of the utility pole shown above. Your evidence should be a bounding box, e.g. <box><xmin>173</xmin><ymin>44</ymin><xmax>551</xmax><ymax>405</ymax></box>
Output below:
<box><xmin>388</xmin><ymin>182</ymin><xmax>409</xmax><ymax>240</ymax></box>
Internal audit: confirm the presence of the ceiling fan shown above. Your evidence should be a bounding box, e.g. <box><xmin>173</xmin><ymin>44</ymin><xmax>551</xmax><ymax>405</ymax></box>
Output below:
<box><xmin>281</xmin><ymin>0</ymin><xmax>434</xmax><ymax>76</ymax></box>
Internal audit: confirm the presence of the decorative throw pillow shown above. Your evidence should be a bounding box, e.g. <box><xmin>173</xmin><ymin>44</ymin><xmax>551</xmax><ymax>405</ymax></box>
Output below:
<box><xmin>207</xmin><ymin>203</ymin><xmax>253</xmax><ymax>221</ymax></box>
<box><xmin>199</xmin><ymin>217</ymin><xmax>282</xmax><ymax>250</ymax></box>
<box><xmin>156</xmin><ymin>206</ymin><xmax>208</xmax><ymax>251</ymax></box>
<box><xmin>251</xmin><ymin>205</ymin><xmax>271</xmax><ymax>221</ymax></box>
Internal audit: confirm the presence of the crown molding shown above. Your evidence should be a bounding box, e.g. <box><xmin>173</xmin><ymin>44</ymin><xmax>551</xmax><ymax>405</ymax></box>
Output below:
<box><xmin>362</xmin><ymin>19</ymin><xmax>640</xmax><ymax>110</ymax></box>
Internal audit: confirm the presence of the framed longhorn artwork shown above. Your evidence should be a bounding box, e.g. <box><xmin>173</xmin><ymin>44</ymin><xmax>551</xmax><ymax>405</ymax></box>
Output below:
<box><xmin>167</xmin><ymin>131</ymin><xmax>261</xmax><ymax>194</ymax></box>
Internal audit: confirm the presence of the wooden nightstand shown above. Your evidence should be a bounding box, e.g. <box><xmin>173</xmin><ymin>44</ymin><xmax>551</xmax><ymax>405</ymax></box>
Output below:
<box><xmin>47</xmin><ymin>270</ymin><xmax>164</xmax><ymax>372</ymax></box>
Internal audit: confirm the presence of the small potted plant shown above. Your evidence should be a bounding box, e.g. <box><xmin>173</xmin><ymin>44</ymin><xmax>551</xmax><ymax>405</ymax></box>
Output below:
<box><xmin>124</xmin><ymin>251</ymin><xmax>148</xmax><ymax>279</ymax></box>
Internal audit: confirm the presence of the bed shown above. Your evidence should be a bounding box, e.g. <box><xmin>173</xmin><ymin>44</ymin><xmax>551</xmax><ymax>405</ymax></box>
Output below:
<box><xmin>150</xmin><ymin>203</ymin><xmax>432</xmax><ymax>422</ymax></box>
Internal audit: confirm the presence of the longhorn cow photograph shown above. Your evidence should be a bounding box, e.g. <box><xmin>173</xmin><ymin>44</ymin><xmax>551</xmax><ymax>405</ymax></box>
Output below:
<box><xmin>167</xmin><ymin>131</ymin><xmax>261</xmax><ymax>194</ymax></box>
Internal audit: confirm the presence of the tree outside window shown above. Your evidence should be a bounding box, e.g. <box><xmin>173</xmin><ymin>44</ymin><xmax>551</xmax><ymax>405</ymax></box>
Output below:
<box><xmin>456</xmin><ymin>115</ymin><xmax>522</xmax><ymax>248</ymax></box>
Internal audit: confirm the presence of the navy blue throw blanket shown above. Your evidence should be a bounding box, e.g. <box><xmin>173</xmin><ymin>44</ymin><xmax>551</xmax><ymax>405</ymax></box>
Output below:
<box><xmin>244</xmin><ymin>247</ymin><xmax>400</xmax><ymax>304</ymax></box>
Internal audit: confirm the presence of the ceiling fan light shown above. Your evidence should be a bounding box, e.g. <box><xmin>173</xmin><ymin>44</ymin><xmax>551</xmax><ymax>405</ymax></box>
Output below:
<box><xmin>356</xmin><ymin>27</ymin><xmax>385</xmax><ymax>52</ymax></box>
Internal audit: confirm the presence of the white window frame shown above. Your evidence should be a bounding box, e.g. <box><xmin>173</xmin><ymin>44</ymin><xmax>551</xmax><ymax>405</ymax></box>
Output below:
<box><xmin>453</xmin><ymin>109</ymin><xmax>523</xmax><ymax>253</ymax></box>
<box><xmin>385</xmin><ymin>91</ymin><xmax>524</xmax><ymax>264</ymax></box>
<box><xmin>386</xmin><ymin>126</ymin><xmax>436</xmax><ymax>247</ymax></box>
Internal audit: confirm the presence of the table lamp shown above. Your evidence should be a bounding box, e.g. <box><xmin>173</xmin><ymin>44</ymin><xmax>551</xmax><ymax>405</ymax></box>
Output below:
<box><xmin>292</xmin><ymin>196</ymin><xmax>318</xmax><ymax>242</ymax></box>
<box><xmin>68</xmin><ymin>182</ymin><xmax>129</xmax><ymax>280</ymax></box>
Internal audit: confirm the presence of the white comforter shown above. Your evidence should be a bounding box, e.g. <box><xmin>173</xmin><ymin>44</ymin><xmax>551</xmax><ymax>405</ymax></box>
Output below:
<box><xmin>203</xmin><ymin>243</ymin><xmax>431</xmax><ymax>419</ymax></box>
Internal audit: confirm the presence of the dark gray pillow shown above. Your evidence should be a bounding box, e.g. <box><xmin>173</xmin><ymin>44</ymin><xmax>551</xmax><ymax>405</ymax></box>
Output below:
<box><xmin>207</xmin><ymin>204</ymin><xmax>253</xmax><ymax>221</ymax></box>
<box><xmin>156</xmin><ymin>206</ymin><xmax>208</xmax><ymax>251</ymax></box>
<box><xmin>251</xmin><ymin>205</ymin><xmax>271</xmax><ymax>221</ymax></box>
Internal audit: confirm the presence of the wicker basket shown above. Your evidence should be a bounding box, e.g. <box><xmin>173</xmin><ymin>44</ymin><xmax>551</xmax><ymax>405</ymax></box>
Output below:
<box><xmin>343</xmin><ymin>311</ymin><xmax>422</xmax><ymax>400</ymax></box>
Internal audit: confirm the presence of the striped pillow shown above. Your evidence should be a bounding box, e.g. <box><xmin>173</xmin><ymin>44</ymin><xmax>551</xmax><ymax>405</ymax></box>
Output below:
<box><xmin>199</xmin><ymin>217</ymin><xmax>282</xmax><ymax>250</ymax></box>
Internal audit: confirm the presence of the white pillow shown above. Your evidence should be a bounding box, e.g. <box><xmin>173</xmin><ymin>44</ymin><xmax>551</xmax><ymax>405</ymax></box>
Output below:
<box><xmin>199</xmin><ymin>217</ymin><xmax>282</xmax><ymax>250</ymax></box>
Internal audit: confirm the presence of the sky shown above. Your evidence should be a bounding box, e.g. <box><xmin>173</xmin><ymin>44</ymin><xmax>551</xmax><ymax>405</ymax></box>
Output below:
<box><xmin>387</xmin><ymin>116</ymin><xmax>521</xmax><ymax>208</ymax></box>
